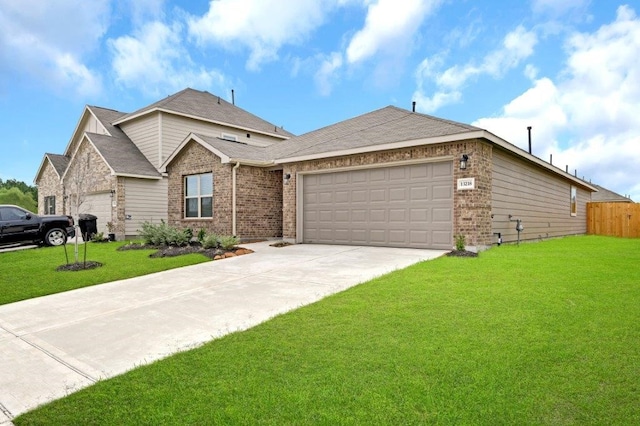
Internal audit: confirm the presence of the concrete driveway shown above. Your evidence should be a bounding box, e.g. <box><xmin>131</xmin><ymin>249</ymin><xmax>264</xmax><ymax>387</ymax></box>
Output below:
<box><xmin>0</xmin><ymin>242</ymin><xmax>447</xmax><ymax>423</ymax></box>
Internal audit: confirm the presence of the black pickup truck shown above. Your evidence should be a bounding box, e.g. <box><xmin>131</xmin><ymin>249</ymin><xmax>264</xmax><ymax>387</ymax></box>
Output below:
<box><xmin>0</xmin><ymin>205</ymin><xmax>75</xmax><ymax>247</ymax></box>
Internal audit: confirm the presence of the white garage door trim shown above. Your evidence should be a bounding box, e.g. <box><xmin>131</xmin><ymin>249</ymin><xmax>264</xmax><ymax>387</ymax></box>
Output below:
<box><xmin>297</xmin><ymin>159</ymin><xmax>454</xmax><ymax>250</ymax></box>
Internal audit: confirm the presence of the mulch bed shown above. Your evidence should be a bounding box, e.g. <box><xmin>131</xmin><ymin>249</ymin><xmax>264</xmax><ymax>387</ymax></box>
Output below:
<box><xmin>117</xmin><ymin>242</ymin><xmax>253</xmax><ymax>260</ymax></box>
<box><xmin>57</xmin><ymin>261</ymin><xmax>103</xmax><ymax>271</ymax></box>
<box><xmin>446</xmin><ymin>250</ymin><xmax>479</xmax><ymax>258</ymax></box>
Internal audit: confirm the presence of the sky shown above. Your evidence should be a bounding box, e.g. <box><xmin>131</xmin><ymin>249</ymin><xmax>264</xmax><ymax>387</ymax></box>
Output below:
<box><xmin>0</xmin><ymin>0</ymin><xmax>638</xmax><ymax>201</ymax></box>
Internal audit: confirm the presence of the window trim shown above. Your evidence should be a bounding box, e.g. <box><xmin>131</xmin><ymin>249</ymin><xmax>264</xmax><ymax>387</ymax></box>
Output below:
<box><xmin>570</xmin><ymin>185</ymin><xmax>577</xmax><ymax>217</ymax></box>
<box><xmin>184</xmin><ymin>173</ymin><xmax>213</xmax><ymax>219</ymax></box>
<box><xmin>44</xmin><ymin>196</ymin><xmax>56</xmax><ymax>215</ymax></box>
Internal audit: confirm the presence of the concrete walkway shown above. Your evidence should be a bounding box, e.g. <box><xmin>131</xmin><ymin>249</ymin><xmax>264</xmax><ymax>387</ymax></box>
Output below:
<box><xmin>0</xmin><ymin>242</ymin><xmax>447</xmax><ymax>423</ymax></box>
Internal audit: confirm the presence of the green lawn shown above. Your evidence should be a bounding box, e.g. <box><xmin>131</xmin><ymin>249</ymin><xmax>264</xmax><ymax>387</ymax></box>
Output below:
<box><xmin>0</xmin><ymin>242</ymin><xmax>211</xmax><ymax>305</ymax></box>
<box><xmin>14</xmin><ymin>236</ymin><xmax>640</xmax><ymax>425</ymax></box>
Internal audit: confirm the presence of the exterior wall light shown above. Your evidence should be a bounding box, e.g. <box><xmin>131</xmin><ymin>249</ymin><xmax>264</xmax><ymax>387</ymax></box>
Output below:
<box><xmin>460</xmin><ymin>154</ymin><xmax>469</xmax><ymax>170</ymax></box>
<box><xmin>283</xmin><ymin>173</ymin><xmax>291</xmax><ymax>184</ymax></box>
<box><xmin>110</xmin><ymin>189</ymin><xmax>116</xmax><ymax>198</ymax></box>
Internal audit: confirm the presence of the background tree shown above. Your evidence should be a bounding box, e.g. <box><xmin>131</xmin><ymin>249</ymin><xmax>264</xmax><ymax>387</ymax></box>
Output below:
<box><xmin>0</xmin><ymin>179</ymin><xmax>38</xmax><ymax>211</ymax></box>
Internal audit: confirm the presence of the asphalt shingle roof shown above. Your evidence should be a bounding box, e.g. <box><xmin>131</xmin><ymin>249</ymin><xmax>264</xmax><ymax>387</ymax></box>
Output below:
<box><xmin>193</xmin><ymin>134</ymin><xmax>271</xmax><ymax>163</ymax></box>
<box><xmin>45</xmin><ymin>154</ymin><xmax>70</xmax><ymax>176</ymax></box>
<box><xmin>267</xmin><ymin>106</ymin><xmax>480</xmax><ymax>160</ymax></box>
<box><xmin>115</xmin><ymin>88</ymin><xmax>294</xmax><ymax>138</ymax></box>
<box><xmin>87</xmin><ymin>132</ymin><xmax>161</xmax><ymax>178</ymax></box>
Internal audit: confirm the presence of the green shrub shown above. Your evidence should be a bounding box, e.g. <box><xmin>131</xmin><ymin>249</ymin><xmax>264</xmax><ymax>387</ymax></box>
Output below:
<box><xmin>455</xmin><ymin>234</ymin><xmax>466</xmax><ymax>251</ymax></box>
<box><xmin>139</xmin><ymin>221</ymin><xmax>190</xmax><ymax>246</ymax></box>
<box><xmin>197</xmin><ymin>228</ymin><xmax>207</xmax><ymax>243</ymax></box>
<box><xmin>202</xmin><ymin>233</ymin><xmax>219</xmax><ymax>249</ymax></box>
<box><xmin>90</xmin><ymin>232</ymin><xmax>106</xmax><ymax>242</ymax></box>
<box><xmin>218</xmin><ymin>235</ymin><xmax>239</xmax><ymax>250</ymax></box>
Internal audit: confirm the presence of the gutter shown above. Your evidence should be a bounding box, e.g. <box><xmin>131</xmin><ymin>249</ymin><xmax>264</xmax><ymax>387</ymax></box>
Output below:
<box><xmin>232</xmin><ymin>162</ymin><xmax>240</xmax><ymax>237</ymax></box>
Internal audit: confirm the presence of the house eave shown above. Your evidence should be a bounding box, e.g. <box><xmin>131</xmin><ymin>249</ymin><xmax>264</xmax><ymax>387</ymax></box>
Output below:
<box><xmin>275</xmin><ymin>131</ymin><xmax>485</xmax><ymax>164</ymax></box>
<box><xmin>480</xmin><ymin>130</ymin><xmax>598</xmax><ymax>192</ymax></box>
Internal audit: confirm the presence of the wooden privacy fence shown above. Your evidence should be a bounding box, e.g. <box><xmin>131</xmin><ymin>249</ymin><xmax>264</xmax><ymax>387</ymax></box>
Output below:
<box><xmin>587</xmin><ymin>202</ymin><xmax>640</xmax><ymax>238</ymax></box>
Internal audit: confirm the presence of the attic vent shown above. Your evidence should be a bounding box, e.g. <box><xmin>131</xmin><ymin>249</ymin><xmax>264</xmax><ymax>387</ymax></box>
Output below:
<box><xmin>221</xmin><ymin>133</ymin><xmax>237</xmax><ymax>142</ymax></box>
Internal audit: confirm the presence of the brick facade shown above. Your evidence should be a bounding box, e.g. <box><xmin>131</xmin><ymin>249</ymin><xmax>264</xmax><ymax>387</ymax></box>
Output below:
<box><xmin>166</xmin><ymin>141</ymin><xmax>283</xmax><ymax>239</ymax></box>
<box><xmin>236</xmin><ymin>167</ymin><xmax>283</xmax><ymax>238</ymax></box>
<box><xmin>282</xmin><ymin>139</ymin><xmax>494</xmax><ymax>248</ymax></box>
<box><xmin>37</xmin><ymin>161</ymin><xmax>65</xmax><ymax>215</ymax></box>
<box><xmin>63</xmin><ymin>140</ymin><xmax>118</xmax><ymax>230</ymax></box>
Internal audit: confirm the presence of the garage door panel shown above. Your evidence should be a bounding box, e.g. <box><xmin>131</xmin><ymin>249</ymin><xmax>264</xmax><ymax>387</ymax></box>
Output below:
<box><xmin>370</xmin><ymin>230</ymin><xmax>386</xmax><ymax>243</ymax></box>
<box><xmin>433</xmin><ymin>230</ymin><xmax>453</xmax><ymax>245</ymax></box>
<box><xmin>433</xmin><ymin>207</ymin><xmax>452</xmax><ymax>222</ymax></box>
<box><xmin>410</xmin><ymin>187</ymin><xmax>428</xmax><ymax>201</ymax></box>
<box><xmin>433</xmin><ymin>185</ymin><xmax>452</xmax><ymax>200</ymax></box>
<box><xmin>389</xmin><ymin>188</ymin><xmax>406</xmax><ymax>201</ymax></box>
<box><xmin>389</xmin><ymin>167</ymin><xmax>407</xmax><ymax>180</ymax></box>
<box><xmin>389</xmin><ymin>209</ymin><xmax>406</xmax><ymax>222</ymax></box>
<box><xmin>370</xmin><ymin>189</ymin><xmax>386</xmax><ymax>202</ymax></box>
<box><xmin>335</xmin><ymin>191</ymin><xmax>349</xmax><ymax>203</ymax></box>
<box><xmin>303</xmin><ymin>162</ymin><xmax>453</xmax><ymax>249</ymax></box>
<box><xmin>370</xmin><ymin>209</ymin><xmax>386</xmax><ymax>222</ymax></box>
<box><xmin>433</xmin><ymin>162</ymin><xmax>452</xmax><ymax>177</ymax></box>
<box><xmin>351</xmin><ymin>209</ymin><xmax>367</xmax><ymax>222</ymax></box>
<box><xmin>351</xmin><ymin>190</ymin><xmax>367</xmax><ymax>202</ymax></box>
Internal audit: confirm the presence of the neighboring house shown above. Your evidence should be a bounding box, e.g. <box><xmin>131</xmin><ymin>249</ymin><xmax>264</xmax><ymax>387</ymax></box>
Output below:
<box><xmin>163</xmin><ymin>105</ymin><xmax>596</xmax><ymax>250</ymax></box>
<box><xmin>35</xmin><ymin>89</ymin><xmax>293</xmax><ymax>239</ymax></box>
<box><xmin>590</xmin><ymin>184</ymin><xmax>633</xmax><ymax>203</ymax></box>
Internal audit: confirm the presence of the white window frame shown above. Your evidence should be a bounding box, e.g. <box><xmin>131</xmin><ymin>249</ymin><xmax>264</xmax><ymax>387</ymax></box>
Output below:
<box><xmin>570</xmin><ymin>185</ymin><xmax>577</xmax><ymax>217</ymax></box>
<box><xmin>184</xmin><ymin>173</ymin><xmax>213</xmax><ymax>218</ymax></box>
<box><xmin>44</xmin><ymin>196</ymin><xmax>56</xmax><ymax>215</ymax></box>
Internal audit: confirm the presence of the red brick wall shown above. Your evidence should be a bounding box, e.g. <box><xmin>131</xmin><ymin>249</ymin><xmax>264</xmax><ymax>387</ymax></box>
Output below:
<box><xmin>167</xmin><ymin>141</ymin><xmax>283</xmax><ymax>239</ymax></box>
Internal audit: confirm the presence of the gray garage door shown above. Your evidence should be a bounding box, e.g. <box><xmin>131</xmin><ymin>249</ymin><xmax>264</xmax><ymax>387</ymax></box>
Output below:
<box><xmin>79</xmin><ymin>192</ymin><xmax>112</xmax><ymax>234</ymax></box>
<box><xmin>302</xmin><ymin>162</ymin><xmax>453</xmax><ymax>249</ymax></box>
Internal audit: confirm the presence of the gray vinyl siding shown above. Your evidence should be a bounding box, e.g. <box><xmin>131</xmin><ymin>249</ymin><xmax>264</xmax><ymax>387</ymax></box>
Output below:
<box><xmin>491</xmin><ymin>148</ymin><xmax>589</xmax><ymax>243</ymax></box>
<box><xmin>120</xmin><ymin>115</ymin><xmax>160</xmax><ymax>167</ymax></box>
<box><xmin>124</xmin><ymin>178</ymin><xmax>168</xmax><ymax>237</ymax></box>
<box><xmin>161</xmin><ymin>114</ymin><xmax>285</xmax><ymax>165</ymax></box>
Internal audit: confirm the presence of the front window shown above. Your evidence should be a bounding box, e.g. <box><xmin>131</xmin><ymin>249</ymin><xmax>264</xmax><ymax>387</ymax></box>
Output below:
<box><xmin>570</xmin><ymin>186</ymin><xmax>577</xmax><ymax>216</ymax></box>
<box><xmin>185</xmin><ymin>173</ymin><xmax>213</xmax><ymax>218</ymax></box>
<box><xmin>44</xmin><ymin>196</ymin><xmax>56</xmax><ymax>214</ymax></box>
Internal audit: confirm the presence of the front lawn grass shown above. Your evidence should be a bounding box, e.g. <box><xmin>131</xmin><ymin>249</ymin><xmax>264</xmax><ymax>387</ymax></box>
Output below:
<box><xmin>15</xmin><ymin>236</ymin><xmax>640</xmax><ymax>424</ymax></box>
<box><xmin>0</xmin><ymin>242</ymin><xmax>210</xmax><ymax>305</ymax></box>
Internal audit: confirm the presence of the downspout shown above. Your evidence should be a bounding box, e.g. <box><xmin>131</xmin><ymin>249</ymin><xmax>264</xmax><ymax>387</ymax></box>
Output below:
<box><xmin>232</xmin><ymin>162</ymin><xmax>240</xmax><ymax>237</ymax></box>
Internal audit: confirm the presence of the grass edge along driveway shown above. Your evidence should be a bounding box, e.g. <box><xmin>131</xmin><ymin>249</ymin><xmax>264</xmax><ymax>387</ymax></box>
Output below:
<box><xmin>14</xmin><ymin>236</ymin><xmax>640</xmax><ymax>425</ymax></box>
<box><xmin>0</xmin><ymin>242</ymin><xmax>210</xmax><ymax>305</ymax></box>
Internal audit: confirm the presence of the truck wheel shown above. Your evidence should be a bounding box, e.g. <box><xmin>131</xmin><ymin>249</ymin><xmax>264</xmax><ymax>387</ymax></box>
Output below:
<box><xmin>45</xmin><ymin>228</ymin><xmax>67</xmax><ymax>246</ymax></box>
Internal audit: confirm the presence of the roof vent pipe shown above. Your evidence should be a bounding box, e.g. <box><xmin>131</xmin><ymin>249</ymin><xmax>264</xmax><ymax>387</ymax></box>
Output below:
<box><xmin>550</xmin><ymin>153</ymin><xmax>553</xmax><ymax>165</ymax></box>
<box><xmin>412</xmin><ymin>101</ymin><xmax>416</xmax><ymax>112</ymax></box>
<box><xmin>527</xmin><ymin>126</ymin><xmax>532</xmax><ymax>154</ymax></box>
<box><xmin>232</xmin><ymin>89</ymin><xmax>235</xmax><ymax>105</ymax></box>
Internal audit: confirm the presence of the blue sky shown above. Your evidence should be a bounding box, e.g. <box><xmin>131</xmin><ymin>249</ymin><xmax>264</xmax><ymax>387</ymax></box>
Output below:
<box><xmin>1</xmin><ymin>0</ymin><xmax>638</xmax><ymax>200</ymax></box>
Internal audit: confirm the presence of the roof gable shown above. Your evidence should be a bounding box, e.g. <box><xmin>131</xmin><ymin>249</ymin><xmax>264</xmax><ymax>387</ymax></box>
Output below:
<box><xmin>34</xmin><ymin>153</ymin><xmax>70</xmax><ymax>184</ymax></box>
<box><xmin>113</xmin><ymin>88</ymin><xmax>294</xmax><ymax>139</ymax></box>
<box><xmin>86</xmin><ymin>132</ymin><xmax>161</xmax><ymax>178</ymax></box>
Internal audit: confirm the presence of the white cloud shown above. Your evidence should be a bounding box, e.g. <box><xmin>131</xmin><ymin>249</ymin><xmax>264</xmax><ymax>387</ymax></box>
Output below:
<box><xmin>413</xmin><ymin>25</ymin><xmax>538</xmax><ymax>112</ymax></box>
<box><xmin>473</xmin><ymin>5</ymin><xmax>640</xmax><ymax>200</ymax></box>
<box><xmin>345</xmin><ymin>0</ymin><xmax>440</xmax><ymax>64</ymax></box>
<box><xmin>188</xmin><ymin>0</ymin><xmax>331</xmax><ymax>70</ymax></box>
<box><xmin>315</xmin><ymin>52</ymin><xmax>344</xmax><ymax>96</ymax></box>
<box><xmin>0</xmin><ymin>0</ymin><xmax>108</xmax><ymax>96</ymax></box>
<box><xmin>109</xmin><ymin>21</ymin><xmax>228</xmax><ymax>97</ymax></box>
